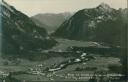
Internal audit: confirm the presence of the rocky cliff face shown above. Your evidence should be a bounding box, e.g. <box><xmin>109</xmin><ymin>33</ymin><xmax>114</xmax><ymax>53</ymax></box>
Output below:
<box><xmin>53</xmin><ymin>3</ymin><xmax>125</xmax><ymax>46</ymax></box>
<box><xmin>0</xmin><ymin>0</ymin><xmax>57</xmax><ymax>54</ymax></box>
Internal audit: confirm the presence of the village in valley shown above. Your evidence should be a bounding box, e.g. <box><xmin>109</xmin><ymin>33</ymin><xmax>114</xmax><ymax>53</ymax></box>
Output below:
<box><xmin>0</xmin><ymin>0</ymin><xmax>127</xmax><ymax>82</ymax></box>
<box><xmin>0</xmin><ymin>39</ymin><xmax>124</xmax><ymax>82</ymax></box>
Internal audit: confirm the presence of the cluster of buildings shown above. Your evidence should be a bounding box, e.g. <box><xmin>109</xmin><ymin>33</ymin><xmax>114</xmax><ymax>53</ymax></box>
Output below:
<box><xmin>0</xmin><ymin>71</ymin><xmax>9</xmax><ymax>82</ymax></box>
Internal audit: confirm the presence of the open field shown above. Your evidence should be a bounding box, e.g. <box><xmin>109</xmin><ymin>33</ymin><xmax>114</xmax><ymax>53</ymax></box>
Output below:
<box><xmin>49</xmin><ymin>38</ymin><xmax>104</xmax><ymax>51</ymax></box>
<box><xmin>0</xmin><ymin>55</ymin><xmax>121</xmax><ymax>81</ymax></box>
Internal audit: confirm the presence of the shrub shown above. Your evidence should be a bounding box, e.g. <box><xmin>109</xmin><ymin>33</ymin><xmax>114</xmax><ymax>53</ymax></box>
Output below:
<box><xmin>108</xmin><ymin>64</ymin><xmax>122</xmax><ymax>73</ymax></box>
<box><xmin>3</xmin><ymin>61</ymin><xmax>9</xmax><ymax>65</ymax></box>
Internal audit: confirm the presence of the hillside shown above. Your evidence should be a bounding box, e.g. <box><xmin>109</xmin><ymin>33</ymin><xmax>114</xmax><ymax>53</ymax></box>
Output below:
<box><xmin>53</xmin><ymin>3</ymin><xmax>125</xmax><ymax>46</ymax></box>
<box><xmin>0</xmin><ymin>0</ymin><xmax>57</xmax><ymax>55</ymax></box>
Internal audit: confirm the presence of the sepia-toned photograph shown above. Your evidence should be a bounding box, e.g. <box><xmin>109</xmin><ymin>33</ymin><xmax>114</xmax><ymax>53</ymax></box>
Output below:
<box><xmin>0</xmin><ymin>0</ymin><xmax>128</xmax><ymax>82</ymax></box>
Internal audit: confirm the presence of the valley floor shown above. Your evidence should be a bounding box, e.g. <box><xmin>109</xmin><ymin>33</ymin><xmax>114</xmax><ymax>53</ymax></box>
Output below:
<box><xmin>0</xmin><ymin>38</ymin><xmax>124</xmax><ymax>82</ymax></box>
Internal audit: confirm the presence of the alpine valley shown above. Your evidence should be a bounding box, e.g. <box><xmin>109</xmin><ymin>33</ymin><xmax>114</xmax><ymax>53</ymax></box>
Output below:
<box><xmin>0</xmin><ymin>1</ymin><xmax>127</xmax><ymax>82</ymax></box>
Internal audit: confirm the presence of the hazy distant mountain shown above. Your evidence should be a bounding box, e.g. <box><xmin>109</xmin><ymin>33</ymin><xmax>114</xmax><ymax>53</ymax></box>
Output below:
<box><xmin>53</xmin><ymin>3</ymin><xmax>126</xmax><ymax>46</ymax></box>
<box><xmin>31</xmin><ymin>12</ymin><xmax>73</xmax><ymax>33</ymax></box>
<box><xmin>0</xmin><ymin>1</ymin><xmax>57</xmax><ymax>54</ymax></box>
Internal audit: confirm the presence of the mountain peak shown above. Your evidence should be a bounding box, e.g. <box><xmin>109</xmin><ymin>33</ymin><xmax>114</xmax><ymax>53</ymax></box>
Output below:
<box><xmin>97</xmin><ymin>3</ymin><xmax>113</xmax><ymax>12</ymax></box>
<box><xmin>1</xmin><ymin>0</ymin><xmax>15</xmax><ymax>13</ymax></box>
<box><xmin>1</xmin><ymin>0</ymin><xmax>8</xmax><ymax>6</ymax></box>
<box><xmin>98</xmin><ymin>3</ymin><xmax>111</xmax><ymax>9</ymax></box>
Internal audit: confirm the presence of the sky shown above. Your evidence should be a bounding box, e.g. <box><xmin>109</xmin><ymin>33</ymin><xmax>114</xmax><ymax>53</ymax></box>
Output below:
<box><xmin>4</xmin><ymin>0</ymin><xmax>127</xmax><ymax>16</ymax></box>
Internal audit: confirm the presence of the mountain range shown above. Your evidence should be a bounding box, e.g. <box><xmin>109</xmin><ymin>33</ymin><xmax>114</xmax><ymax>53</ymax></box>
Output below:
<box><xmin>0</xmin><ymin>0</ymin><xmax>57</xmax><ymax>55</ymax></box>
<box><xmin>31</xmin><ymin>12</ymin><xmax>73</xmax><ymax>33</ymax></box>
<box><xmin>1</xmin><ymin>0</ymin><xmax>127</xmax><ymax>56</ymax></box>
<box><xmin>53</xmin><ymin>3</ymin><xmax>127</xmax><ymax>46</ymax></box>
